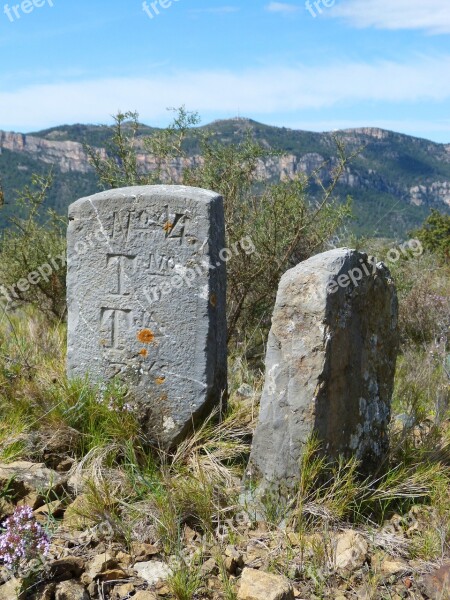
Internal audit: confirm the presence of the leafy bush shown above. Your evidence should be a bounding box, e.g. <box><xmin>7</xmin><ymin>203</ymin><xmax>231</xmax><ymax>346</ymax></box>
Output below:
<box><xmin>0</xmin><ymin>173</ymin><xmax>67</xmax><ymax>320</ymax></box>
<box><xmin>86</xmin><ymin>108</ymin><xmax>352</xmax><ymax>345</ymax></box>
<box><xmin>389</xmin><ymin>250</ymin><xmax>449</xmax><ymax>346</ymax></box>
<box><xmin>412</xmin><ymin>209</ymin><xmax>450</xmax><ymax>261</ymax></box>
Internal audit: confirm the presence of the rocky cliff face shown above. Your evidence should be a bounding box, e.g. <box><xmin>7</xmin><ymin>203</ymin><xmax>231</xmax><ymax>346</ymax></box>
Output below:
<box><xmin>1</xmin><ymin>121</ymin><xmax>449</xmax><ymax>237</ymax></box>
<box><xmin>410</xmin><ymin>181</ymin><xmax>450</xmax><ymax>207</ymax></box>
<box><xmin>2</xmin><ymin>127</ymin><xmax>449</xmax><ymax>210</ymax></box>
<box><xmin>0</xmin><ymin>131</ymin><xmax>100</xmax><ymax>174</ymax></box>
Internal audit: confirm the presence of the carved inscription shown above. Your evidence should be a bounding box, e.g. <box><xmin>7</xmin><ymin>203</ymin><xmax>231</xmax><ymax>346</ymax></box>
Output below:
<box><xmin>135</xmin><ymin>208</ymin><xmax>159</xmax><ymax>230</ymax></box>
<box><xmin>110</xmin><ymin>210</ymin><xmax>133</xmax><ymax>243</ymax></box>
<box><xmin>100</xmin><ymin>308</ymin><xmax>131</xmax><ymax>349</ymax></box>
<box><xmin>164</xmin><ymin>208</ymin><xmax>189</xmax><ymax>244</ymax></box>
<box><xmin>107</xmin><ymin>254</ymin><xmax>137</xmax><ymax>294</ymax></box>
<box><xmin>145</xmin><ymin>252</ymin><xmax>175</xmax><ymax>275</ymax></box>
<box><xmin>108</xmin><ymin>207</ymin><xmax>191</xmax><ymax>245</ymax></box>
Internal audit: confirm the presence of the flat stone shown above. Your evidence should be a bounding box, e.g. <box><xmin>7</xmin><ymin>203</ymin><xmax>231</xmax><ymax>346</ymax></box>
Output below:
<box><xmin>34</xmin><ymin>500</ymin><xmax>65</xmax><ymax>519</ymax></box>
<box><xmin>133</xmin><ymin>592</ymin><xmax>159</xmax><ymax>600</ymax></box>
<box><xmin>372</xmin><ymin>552</ymin><xmax>410</xmax><ymax>577</ymax></box>
<box><xmin>420</xmin><ymin>562</ymin><xmax>450</xmax><ymax>599</ymax></box>
<box><xmin>0</xmin><ymin>578</ymin><xmax>23</xmax><ymax>600</ymax></box>
<box><xmin>237</xmin><ymin>567</ymin><xmax>294</xmax><ymax>600</ymax></box>
<box><xmin>113</xmin><ymin>583</ymin><xmax>135</xmax><ymax>599</ymax></box>
<box><xmin>334</xmin><ymin>530</ymin><xmax>368</xmax><ymax>574</ymax></box>
<box><xmin>54</xmin><ymin>581</ymin><xmax>89</xmax><ymax>600</ymax></box>
<box><xmin>134</xmin><ymin>560</ymin><xmax>172</xmax><ymax>585</ymax></box>
<box><xmin>200</xmin><ymin>557</ymin><xmax>218</xmax><ymax>577</ymax></box>
<box><xmin>0</xmin><ymin>461</ymin><xmax>65</xmax><ymax>506</ymax></box>
<box><xmin>133</xmin><ymin>590</ymin><xmax>158</xmax><ymax>600</ymax></box>
<box><xmin>248</xmin><ymin>248</ymin><xmax>398</xmax><ymax>490</ymax></box>
<box><xmin>85</xmin><ymin>551</ymin><xmax>117</xmax><ymax>581</ymax></box>
<box><xmin>96</xmin><ymin>568</ymin><xmax>131</xmax><ymax>581</ymax></box>
<box><xmin>116</xmin><ymin>552</ymin><xmax>133</xmax><ymax>567</ymax></box>
<box><xmin>48</xmin><ymin>556</ymin><xmax>85</xmax><ymax>582</ymax></box>
<box><xmin>67</xmin><ymin>185</ymin><xmax>227</xmax><ymax>448</ymax></box>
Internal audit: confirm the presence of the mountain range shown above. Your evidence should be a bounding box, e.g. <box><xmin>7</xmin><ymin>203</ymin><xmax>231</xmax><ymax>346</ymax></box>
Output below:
<box><xmin>1</xmin><ymin>118</ymin><xmax>449</xmax><ymax>238</ymax></box>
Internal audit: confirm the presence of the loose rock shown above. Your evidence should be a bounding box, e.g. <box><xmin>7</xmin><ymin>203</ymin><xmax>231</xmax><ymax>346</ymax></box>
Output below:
<box><xmin>334</xmin><ymin>530</ymin><xmax>368</xmax><ymax>574</ymax></box>
<box><xmin>134</xmin><ymin>560</ymin><xmax>172</xmax><ymax>586</ymax></box>
<box><xmin>54</xmin><ymin>580</ymin><xmax>90</xmax><ymax>600</ymax></box>
<box><xmin>420</xmin><ymin>562</ymin><xmax>450</xmax><ymax>599</ymax></box>
<box><xmin>237</xmin><ymin>567</ymin><xmax>294</xmax><ymax>600</ymax></box>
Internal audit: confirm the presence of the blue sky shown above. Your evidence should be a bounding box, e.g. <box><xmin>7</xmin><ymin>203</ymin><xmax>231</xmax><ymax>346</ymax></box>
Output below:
<box><xmin>0</xmin><ymin>0</ymin><xmax>449</xmax><ymax>141</ymax></box>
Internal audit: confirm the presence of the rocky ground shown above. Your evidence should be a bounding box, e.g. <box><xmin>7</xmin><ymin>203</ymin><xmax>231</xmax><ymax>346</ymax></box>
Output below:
<box><xmin>0</xmin><ymin>443</ymin><xmax>449</xmax><ymax>600</ymax></box>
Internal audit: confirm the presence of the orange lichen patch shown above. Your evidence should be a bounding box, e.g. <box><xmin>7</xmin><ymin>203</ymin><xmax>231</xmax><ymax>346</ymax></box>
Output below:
<box><xmin>139</xmin><ymin>348</ymin><xmax>148</xmax><ymax>358</ymax></box>
<box><xmin>163</xmin><ymin>221</ymin><xmax>173</xmax><ymax>233</ymax></box>
<box><xmin>210</xmin><ymin>293</ymin><xmax>217</xmax><ymax>307</ymax></box>
<box><xmin>137</xmin><ymin>329</ymin><xmax>155</xmax><ymax>344</ymax></box>
<box><xmin>155</xmin><ymin>376</ymin><xmax>166</xmax><ymax>385</ymax></box>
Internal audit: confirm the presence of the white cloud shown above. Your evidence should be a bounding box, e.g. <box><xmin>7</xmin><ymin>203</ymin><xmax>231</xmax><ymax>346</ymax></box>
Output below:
<box><xmin>331</xmin><ymin>0</ymin><xmax>450</xmax><ymax>34</ymax></box>
<box><xmin>2</xmin><ymin>56</ymin><xmax>450</xmax><ymax>131</ymax></box>
<box><xmin>266</xmin><ymin>2</ymin><xmax>300</xmax><ymax>15</ymax></box>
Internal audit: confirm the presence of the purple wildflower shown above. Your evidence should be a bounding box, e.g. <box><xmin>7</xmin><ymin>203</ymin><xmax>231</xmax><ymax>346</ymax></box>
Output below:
<box><xmin>0</xmin><ymin>506</ymin><xmax>50</xmax><ymax>573</ymax></box>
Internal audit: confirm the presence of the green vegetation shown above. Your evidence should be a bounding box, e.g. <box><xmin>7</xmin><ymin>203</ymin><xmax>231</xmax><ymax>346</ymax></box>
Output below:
<box><xmin>412</xmin><ymin>208</ymin><xmax>450</xmax><ymax>261</ymax></box>
<box><xmin>85</xmin><ymin>108</ymin><xmax>351</xmax><ymax>343</ymax></box>
<box><xmin>0</xmin><ymin>173</ymin><xmax>67</xmax><ymax>320</ymax></box>
<box><xmin>0</xmin><ymin>240</ymin><xmax>448</xmax><ymax>597</ymax></box>
<box><xmin>0</xmin><ymin>148</ymin><xmax>98</xmax><ymax>229</ymax></box>
<box><xmin>0</xmin><ymin>110</ymin><xmax>448</xmax><ymax>598</ymax></box>
<box><xmin>2</xmin><ymin>116</ymin><xmax>449</xmax><ymax>237</ymax></box>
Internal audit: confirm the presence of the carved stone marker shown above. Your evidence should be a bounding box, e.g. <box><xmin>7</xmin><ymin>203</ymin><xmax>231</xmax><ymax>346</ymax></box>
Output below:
<box><xmin>248</xmin><ymin>248</ymin><xmax>398</xmax><ymax>490</ymax></box>
<box><xmin>67</xmin><ymin>185</ymin><xmax>227</xmax><ymax>448</ymax></box>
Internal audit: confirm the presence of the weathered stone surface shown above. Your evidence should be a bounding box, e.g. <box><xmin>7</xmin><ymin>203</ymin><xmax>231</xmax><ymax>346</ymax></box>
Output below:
<box><xmin>248</xmin><ymin>248</ymin><xmax>398</xmax><ymax>489</ymax></box>
<box><xmin>130</xmin><ymin>542</ymin><xmax>159</xmax><ymax>562</ymax></box>
<box><xmin>48</xmin><ymin>557</ymin><xmax>85</xmax><ymax>582</ymax></box>
<box><xmin>372</xmin><ymin>552</ymin><xmax>409</xmax><ymax>577</ymax></box>
<box><xmin>0</xmin><ymin>577</ymin><xmax>22</xmax><ymax>600</ymax></box>
<box><xmin>334</xmin><ymin>530</ymin><xmax>368</xmax><ymax>574</ymax></box>
<box><xmin>237</xmin><ymin>568</ymin><xmax>294</xmax><ymax>600</ymax></box>
<box><xmin>54</xmin><ymin>580</ymin><xmax>89</xmax><ymax>600</ymax></box>
<box><xmin>113</xmin><ymin>583</ymin><xmax>135</xmax><ymax>599</ymax></box>
<box><xmin>67</xmin><ymin>185</ymin><xmax>227</xmax><ymax>448</ymax></box>
<box><xmin>133</xmin><ymin>592</ymin><xmax>159</xmax><ymax>600</ymax></box>
<box><xmin>0</xmin><ymin>461</ymin><xmax>65</xmax><ymax>508</ymax></box>
<box><xmin>420</xmin><ymin>562</ymin><xmax>450</xmax><ymax>599</ymax></box>
<box><xmin>84</xmin><ymin>552</ymin><xmax>117</xmax><ymax>582</ymax></box>
<box><xmin>133</xmin><ymin>560</ymin><xmax>172</xmax><ymax>585</ymax></box>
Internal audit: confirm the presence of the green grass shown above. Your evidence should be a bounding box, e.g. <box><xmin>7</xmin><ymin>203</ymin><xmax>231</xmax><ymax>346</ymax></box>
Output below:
<box><xmin>0</xmin><ymin>249</ymin><xmax>448</xmax><ymax>596</ymax></box>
